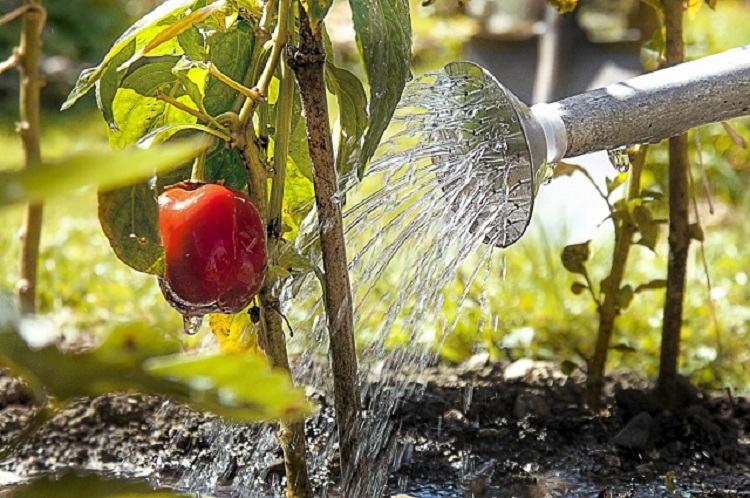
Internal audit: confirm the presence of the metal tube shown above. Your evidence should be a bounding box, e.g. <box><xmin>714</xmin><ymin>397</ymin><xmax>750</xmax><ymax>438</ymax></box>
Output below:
<box><xmin>539</xmin><ymin>45</ymin><xmax>750</xmax><ymax>159</ymax></box>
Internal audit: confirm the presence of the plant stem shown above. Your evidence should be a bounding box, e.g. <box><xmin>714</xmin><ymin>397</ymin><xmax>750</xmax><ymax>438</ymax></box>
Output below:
<box><xmin>16</xmin><ymin>0</ymin><xmax>45</xmax><ymax>316</ymax></box>
<box><xmin>236</xmin><ymin>2</ymin><xmax>313</xmax><ymax>496</ymax></box>
<box><xmin>656</xmin><ymin>0</ymin><xmax>690</xmax><ymax>411</ymax></box>
<box><xmin>586</xmin><ymin>147</ymin><xmax>645</xmax><ymax>410</ymax></box>
<box><xmin>289</xmin><ymin>7</ymin><xmax>359</xmax><ymax>490</ymax></box>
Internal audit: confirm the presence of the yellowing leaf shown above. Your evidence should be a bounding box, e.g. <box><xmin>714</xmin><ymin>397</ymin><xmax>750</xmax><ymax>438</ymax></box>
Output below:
<box><xmin>208</xmin><ymin>312</ymin><xmax>263</xmax><ymax>356</ymax></box>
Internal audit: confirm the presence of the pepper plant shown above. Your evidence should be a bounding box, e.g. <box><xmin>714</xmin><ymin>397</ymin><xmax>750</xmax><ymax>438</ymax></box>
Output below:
<box><xmin>59</xmin><ymin>0</ymin><xmax>411</xmax><ymax>495</ymax></box>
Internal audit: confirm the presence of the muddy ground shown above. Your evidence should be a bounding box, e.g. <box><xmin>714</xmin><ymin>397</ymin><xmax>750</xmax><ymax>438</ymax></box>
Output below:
<box><xmin>1</xmin><ymin>356</ymin><xmax>749</xmax><ymax>497</ymax></box>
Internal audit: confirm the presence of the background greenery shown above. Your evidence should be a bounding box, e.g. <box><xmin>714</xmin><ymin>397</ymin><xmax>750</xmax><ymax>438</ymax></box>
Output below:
<box><xmin>1</xmin><ymin>0</ymin><xmax>750</xmax><ymax>389</ymax></box>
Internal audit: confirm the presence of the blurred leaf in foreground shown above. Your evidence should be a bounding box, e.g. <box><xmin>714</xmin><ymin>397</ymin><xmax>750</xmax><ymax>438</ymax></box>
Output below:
<box><xmin>13</xmin><ymin>473</ymin><xmax>189</xmax><ymax>497</ymax></box>
<box><xmin>0</xmin><ymin>297</ymin><xmax>309</xmax><ymax>422</ymax></box>
<box><xmin>0</xmin><ymin>139</ymin><xmax>207</xmax><ymax>207</ymax></box>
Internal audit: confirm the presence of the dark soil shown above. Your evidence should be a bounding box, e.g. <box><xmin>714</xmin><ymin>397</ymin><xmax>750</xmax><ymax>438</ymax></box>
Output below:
<box><xmin>1</xmin><ymin>355</ymin><xmax>749</xmax><ymax>497</ymax></box>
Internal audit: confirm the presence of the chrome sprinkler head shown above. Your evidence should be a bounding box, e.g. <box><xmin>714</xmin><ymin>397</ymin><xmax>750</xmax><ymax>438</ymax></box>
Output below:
<box><xmin>433</xmin><ymin>45</ymin><xmax>750</xmax><ymax>247</ymax></box>
<box><xmin>432</xmin><ymin>61</ymin><xmax>559</xmax><ymax>248</ymax></box>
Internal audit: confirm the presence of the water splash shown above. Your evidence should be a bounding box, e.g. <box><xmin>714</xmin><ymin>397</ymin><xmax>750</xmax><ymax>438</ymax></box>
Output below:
<box><xmin>182</xmin><ymin>315</ymin><xmax>203</xmax><ymax>335</ymax></box>
<box><xmin>168</xmin><ymin>64</ymin><xmax>541</xmax><ymax>496</ymax></box>
<box><xmin>607</xmin><ymin>146</ymin><xmax>631</xmax><ymax>173</ymax></box>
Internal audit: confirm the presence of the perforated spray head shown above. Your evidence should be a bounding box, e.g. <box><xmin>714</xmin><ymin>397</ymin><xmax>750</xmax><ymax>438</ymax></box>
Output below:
<box><xmin>426</xmin><ymin>61</ymin><xmax>554</xmax><ymax>247</ymax></box>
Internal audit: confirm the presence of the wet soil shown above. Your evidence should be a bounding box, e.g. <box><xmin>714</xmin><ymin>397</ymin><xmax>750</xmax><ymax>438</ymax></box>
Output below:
<box><xmin>1</xmin><ymin>356</ymin><xmax>749</xmax><ymax>497</ymax></box>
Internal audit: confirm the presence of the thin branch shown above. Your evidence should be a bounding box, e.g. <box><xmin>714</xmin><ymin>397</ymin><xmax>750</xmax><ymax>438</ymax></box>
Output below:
<box><xmin>155</xmin><ymin>92</ymin><xmax>230</xmax><ymax>138</ymax></box>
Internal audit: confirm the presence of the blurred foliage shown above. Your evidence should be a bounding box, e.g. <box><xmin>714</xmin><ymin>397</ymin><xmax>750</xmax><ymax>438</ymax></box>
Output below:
<box><xmin>0</xmin><ymin>297</ymin><xmax>310</xmax><ymax>422</ymax></box>
<box><xmin>11</xmin><ymin>472</ymin><xmax>191</xmax><ymax>497</ymax></box>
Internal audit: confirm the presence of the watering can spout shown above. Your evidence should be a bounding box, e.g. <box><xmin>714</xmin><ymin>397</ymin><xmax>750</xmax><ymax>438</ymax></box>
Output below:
<box><xmin>528</xmin><ymin>44</ymin><xmax>750</xmax><ymax>161</ymax></box>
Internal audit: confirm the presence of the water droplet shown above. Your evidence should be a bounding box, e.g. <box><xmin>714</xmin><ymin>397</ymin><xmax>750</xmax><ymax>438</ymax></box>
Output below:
<box><xmin>182</xmin><ymin>315</ymin><xmax>203</xmax><ymax>335</ymax></box>
<box><xmin>607</xmin><ymin>146</ymin><xmax>631</xmax><ymax>173</ymax></box>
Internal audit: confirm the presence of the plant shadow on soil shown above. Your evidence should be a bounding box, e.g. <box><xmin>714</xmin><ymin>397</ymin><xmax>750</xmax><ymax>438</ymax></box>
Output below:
<box><xmin>1</xmin><ymin>356</ymin><xmax>749</xmax><ymax>497</ymax></box>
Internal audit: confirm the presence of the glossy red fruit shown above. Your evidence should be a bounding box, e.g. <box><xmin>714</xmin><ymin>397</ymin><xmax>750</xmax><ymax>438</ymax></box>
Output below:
<box><xmin>157</xmin><ymin>181</ymin><xmax>267</xmax><ymax>316</ymax></box>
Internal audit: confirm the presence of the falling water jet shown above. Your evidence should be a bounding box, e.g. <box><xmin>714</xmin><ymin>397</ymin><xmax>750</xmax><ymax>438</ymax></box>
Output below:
<box><xmin>172</xmin><ymin>46</ymin><xmax>750</xmax><ymax>497</ymax></box>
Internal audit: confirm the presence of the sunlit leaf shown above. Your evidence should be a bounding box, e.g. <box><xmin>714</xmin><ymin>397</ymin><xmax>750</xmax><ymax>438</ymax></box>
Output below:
<box><xmin>348</xmin><ymin>0</ymin><xmax>411</xmax><ymax>175</ymax></box>
<box><xmin>721</xmin><ymin>121</ymin><xmax>747</xmax><ymax>149</ymax></box>
<box><xmin>551</xmin><ymin>161</ymin><xmax>581</xmax><ymax>179</ymax></box>
<box><xmin>208</xmin><ymin>312</ymin><xmax>263</xmax><ymax>355</ymax></box>
<box><xmin>117</xmin><ymin>1</ymin><xmax>230</xmax><ymax>72</ymax></box>
<box><xmin>546</xmin><ymin>0</ymin><xmax>578</xmax><ymax>14</ymax></box>
<box><xmin>606</xmin><ymin>172</ymin><xmax>628</xmax><ymax>195</ymax></box>
<box><xmin>0</xmin><ymin>140</ymin><xmax>205</xmax><ymax>207</ymax></box>
<box><xmin>62</xmin><ymin>0</ymin><xmax>202</xmax><ymax>110</ymax></box>
<box><xmin>145</xmin><ymin>352</ymin><xmax>310</xmax><ymax>420</ymax></box>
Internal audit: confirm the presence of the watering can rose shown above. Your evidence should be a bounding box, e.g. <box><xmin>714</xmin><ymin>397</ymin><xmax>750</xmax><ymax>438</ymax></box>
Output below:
<box><xmin>157</xmin><ymin>181</ymin><xmax>267</xmax><ymax>316</ymax></box>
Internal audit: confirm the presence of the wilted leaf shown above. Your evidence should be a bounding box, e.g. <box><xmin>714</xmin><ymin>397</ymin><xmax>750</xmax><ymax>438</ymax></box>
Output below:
<box><xmin>0</xmin><ymin>140</ymin><xmax>205</xmax><ymax>207</ymax></box>
<box><xmin>349</xmin><ymin>0</ymin><xmax>411</xmax><ymax>175</ymax></box>
<box><xmin>560</xmin><ymin>241</ymin><xmax>591</xmax><ymax>276</ymax></box>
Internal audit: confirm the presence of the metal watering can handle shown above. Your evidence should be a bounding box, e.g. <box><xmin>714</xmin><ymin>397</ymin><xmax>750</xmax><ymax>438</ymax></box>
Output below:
<box><xmin>531</xmin><ymin>44</ymin><xmax>750</xmax><ymax>162</ymax></box>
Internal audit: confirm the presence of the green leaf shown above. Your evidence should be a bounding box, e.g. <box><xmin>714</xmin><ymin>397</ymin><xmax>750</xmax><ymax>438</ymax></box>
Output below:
<box><xmin>689</xmin><ymin>222</ymin><xmax>705</xmax><ymax>242</ymax></box>
<box><xmin>570</xmin><ymin>282</ymin><xmax>588</xmax><ymax>295</ymax></box>
<box><xmin>606</xmin><ymin>172</ymin><xmax>628</xmax><ymax>195</ymax></box>
<box><xmin>0</xmin><ymin>140</ymin><xmax>206</xmax><ymax>207</ymax></box>
<box><xmin>348</xmin><ymin>0</ymin><xmax>411</xmax><ymax>175</ymax></box>
<box><xmin>172</xmin><ymin>58</ymin><xmax>210</xmax><ymax>115</ymax></box>
<box><xmin>204</xmin><ymin>146</ymin><xmax>248</xmax><ymax>191</ymax></box>
<box><xmin>97</xmin><ymin>153</ymin><xmax>192</xmax><ymax>276</ymax></box>
<box><xmin>283</xmin><ymin>156</ymin><xmax>315</xmax><ymax>239</ymax></box>
<box><xmin>635</xmin><ymin>279</ymin><xmax>667</xmax><ymax>293</ymax></box>
<box><xmin>62</xmin><ymin>0</ymin><xmax>202</xmax><ymax>110</ymax></box>
<box><xmin>326</xmin><ymin>62</ymin><xmax>368</xmax><ymax>177</ymax></box>
<box><xmin>13</xmin><ymin>473</ymin><xmax>190</xmax><ymax>498</ymax></box>
<box><xmin>304</xmin><ymin>0</ymin><xmax>334</xmax><ymax>33</ymax></box>
<box><xmin>616</xmin><ymin>284</ymin><xmax>634</xmax><ymax>310</ymax></box>
<box><xmin>0</xmin><ymin>303</ymin><xmax>309</xmax><ymax>423</ymax></box>
<box><xmin>610</xmin><ymin>343</ymin><xmax>637</xmax><ymax>353</ymax></box>
<box><xmin>145</xmin><ymin>353</ymin><xmax>310</xmax><ymax>421</ymax></box>
<box><xmin>560</xmin><ymin>359</ymin><xmax>580</xmax><ymax>376</ymax></box>
<box><xmin>117</xmin><ymin>1</ymin><xmax>231</xmax><ymax>72</ymax></box>
<box><xmin>203</xmin><ymin>22</ymin><xmax>255</xmax><ymax>116</ymax></box>
<box><xmin>560</xmin><ymin>241</ymin><xmax>591</xmax><ymax>276</ymax></box>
